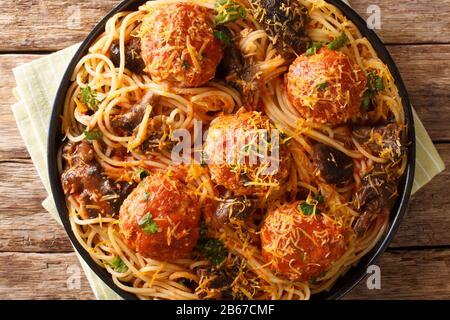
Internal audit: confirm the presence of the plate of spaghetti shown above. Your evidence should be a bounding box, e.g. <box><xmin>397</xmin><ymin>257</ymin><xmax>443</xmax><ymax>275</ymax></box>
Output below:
<box><xmin>48</xmin><ymin>0</ymin><xmax>415</xmax><ymax>300</ymax></box>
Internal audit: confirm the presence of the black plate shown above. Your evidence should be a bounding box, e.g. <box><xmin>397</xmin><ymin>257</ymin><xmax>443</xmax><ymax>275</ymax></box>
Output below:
<box><xmin>48</xmin><ymin>0</ymin><xmax>416</xmax><ymax>300</ymax></box>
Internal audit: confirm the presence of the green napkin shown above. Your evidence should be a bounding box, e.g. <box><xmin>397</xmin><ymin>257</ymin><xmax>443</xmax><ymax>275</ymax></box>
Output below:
<box><xmin>11</xmin><ymin>42</ymin><xmax>445</xmax><ymax>299</ymax></box>
<box><xmin>12</xmin><ymin>44</ymin><xmax>121</xmax><ymax>300</ymax></box>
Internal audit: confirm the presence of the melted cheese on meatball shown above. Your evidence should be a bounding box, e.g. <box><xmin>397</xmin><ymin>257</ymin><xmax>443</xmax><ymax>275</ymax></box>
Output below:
<box><xmin>119</xmin><ymin>169</ymin><xmax>201</xmax><ymax>261</ymax></box>
<box><xmin>261</xmin><ymin>201</ymin><xmax>347</xmax><ymax>281</ymax></box>
<box><xmin>140</xmin><ymin>3</ymin><xmax>223</xmax><ymax>87</ymax></box>
<box><xmin>204</xmin><ymin>110</ymin><xmax>291</xmax><ymax>196</ymax></box>
<box><xmin>286</xmin><ymin>47</ymin><xmax>366</xmax><ymax>125</ymax></box>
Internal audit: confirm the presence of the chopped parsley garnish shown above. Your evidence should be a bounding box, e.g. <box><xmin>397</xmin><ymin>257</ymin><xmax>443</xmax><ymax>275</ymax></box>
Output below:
<box><xmin>110</xmin><ymin>256</ymin><xmax>128</xmax><ymax>273</ymax></box>
<box><xmin>213</xmin><ymin>30</ymin><xmax>232</xmax><ymax>45</ymax></box>
<box><xmin>182</xmin><ymin>60</ymin><xmax>190</xmax><ymax>70</ymax></box>
<box><xmin>306</xmin><ymin>42</ymin><xmax>323</xmax><ymax>56</ymax></box>
<box><xmin>317</xmin><ymin>81</ymin><xmax>329</xmax><ymax>91</ymax></box>
<box><xmin>360</xmin><ymin>94</ymin><xmax>371</xmax><ymax>112</ymax></box>
<box><xmin>375</xmin><ymin>77</ymin><xmax>385</xmax><ymax>91</ymax></box>
<box><xmin>199</xmin><ymin>239</ymin><xmax>228</xmax><ymax>266</ymax></box>
<box><xmin>361</xmin><ymin>71</ymin><xmax>385</xmax><ymax>112</ymax></box>
<box><xmin>299</xmin><ymin>202</ymin><xmax>320</xmax><ymax>215</ymax></box>
<box><xmin>215</xmin><ymin>0</ymin><xmax>246</xmax><ymax>25</ymax></box>
<box><xmin>315</xmin><ymin>194</ymin><xmax>325</xmax><ymax>204</ymax></box>
<box><xmin>196</xmin><ymin>220</ymin><xmax>227</xmax><ymax>266</ymax></box>
<box><xmin>138</xmin><ymin>213</ymin><xmax>158</xmax><ymax>234</ymax></box>
<box><xmin>83</xmin><ymin>129</ymin><xmax>102</xmax><ymax>141</ymax></box>
<box><xmin>136</xmin><ymin>168</ymin><xmax>149</xmax><ymax>180</ymax></box>
<box><xmin>142</xmin><ymin>192</ymin><xmax>149</xmax><ymax>201</ymax></box>
<box><xmin>81</xmin><ymin>85</ymin><xmax>100</xmax><ymax>111</ymax></box>
<box><xmin>327</xmin><ymin>32</ymin><xmax>348</xmax><ymax>50</ymax></box>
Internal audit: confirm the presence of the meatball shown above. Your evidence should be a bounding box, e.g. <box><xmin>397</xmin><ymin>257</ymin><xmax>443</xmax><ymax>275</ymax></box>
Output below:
<box><xmin>312</xmin><ymin>143</ymin><xmax>354</xmax><ymax>185</ymax></box>
<box><xmin>249</xmin><ymin>0</ymin><xmax>309</xmax><ymax>59</ymax></box>
<box><xmin>203</xmin><ymin>110</ymin><xmax>291</xmax><ymax>196</ymax></box>
<box><xmin>261</xmin><ymin>202</ymin><xmax>347</xmax><ymax>281</ymax></box>
<box><xmin>286</xmin><ymin>47</ymin><xmax>366</xmax><ymax>125</ymax></box>
<box><xmin>140</xmin><ymin>3</ymin><xmax>223</xmax><ymax>87</ymax></box>
<box><xmin>119</xmin><ymin>170</ymin><xmax>201</xmax><ymax>261</ymax></box>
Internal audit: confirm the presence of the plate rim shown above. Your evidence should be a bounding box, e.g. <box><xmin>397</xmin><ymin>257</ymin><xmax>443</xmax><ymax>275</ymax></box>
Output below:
<box><xmin>47</xmin><ymin>0</ymin><xmax>416</xmax><ymax>300</ymax></box>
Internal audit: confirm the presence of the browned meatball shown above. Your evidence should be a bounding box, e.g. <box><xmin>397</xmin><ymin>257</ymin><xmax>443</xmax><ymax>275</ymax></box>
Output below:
<box><xmin>203</xmin><ymin>110</ymin><xmax>291</xmax><ymax>196</ymax></box>
<box><xmin>119</xmin><ymin>169</ymin><xmax>201</xmax><ymax>261</ymax></box>
<box><xmin>286</xmin><ymin>47</ymin><xmax>366</xmax><ymax>125</ymax></box>
<box><xmin>261</xmin><ymin>201</ymin><xmax>347</xmax><ymax>281</ymax></box>
<box><xmin>140</xmin><ymin>3</ymin><xmax>223</xmax><ymax>87</ymax></box>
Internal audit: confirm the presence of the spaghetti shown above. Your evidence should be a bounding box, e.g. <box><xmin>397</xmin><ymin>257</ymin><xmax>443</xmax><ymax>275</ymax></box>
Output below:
<box><xmin>59</xmin><ymin>0</ymin><xmax>408</xmax><ymax>300</ymax></box>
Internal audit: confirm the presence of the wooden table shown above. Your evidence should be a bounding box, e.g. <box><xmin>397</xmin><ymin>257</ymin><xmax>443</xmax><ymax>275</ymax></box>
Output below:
<box><xmin>0</xmin><ymin>0</ymin><xmax>449</xmax><ymax>300</ymax></box>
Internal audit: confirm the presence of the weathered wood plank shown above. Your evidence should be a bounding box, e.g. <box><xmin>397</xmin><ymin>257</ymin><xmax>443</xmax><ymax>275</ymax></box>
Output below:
<box><xmin>388</xmin><ymin>45</ymin><xmax>450</xmax><ymax>142</ymax></box>
<box><xmin>0</xmin><ymin>252</ymin><xmax>94</xmax><ymax>300</ymax></box>
<box><xmin>0</xmin><ymin>0</ymin><xmax>449</xmax><ymax>52</ymax></box>
<box><xmin>0</xmin><ymin>160</ymin><xmax>73</xmax><ymax>253</ymax></box>
<box><xmin>0</xmin><ymin>0</ymin><xmax>118</xmax><ymax>52</ymax></box>
<box><xmin>351</xmin><ymin>0</ymin><xmax>450</xmax><ymax>45</ymax></box>
<box><xmin>390</xmin><ymin>144</ymin><xmax>449</xmax><ymax>248</ymax></box>
<box><xmin>0</xmin><ymin>145</ymin><xmax>448</xmax><ymax>252</ymax></box>
<box><xmin>0</xmin><ymin>250</ymin><xmax>448</xmax><ymax>300</ymax></box>
<box><xmin>0</xmin><ymin>55</ymin><xmax>38</xmax><ymax>160</ymax></box>
<box><xmin>345</xmin><ymin>249</ymin><xmax>450</xmax><ymax>300</ymax></box>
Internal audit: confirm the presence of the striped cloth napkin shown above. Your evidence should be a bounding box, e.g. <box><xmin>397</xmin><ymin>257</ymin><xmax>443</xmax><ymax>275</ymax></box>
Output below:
<box><xmin>11</xmin><ymin>42</ymin><xmax>445</xmax><ymax>299</ymax></box>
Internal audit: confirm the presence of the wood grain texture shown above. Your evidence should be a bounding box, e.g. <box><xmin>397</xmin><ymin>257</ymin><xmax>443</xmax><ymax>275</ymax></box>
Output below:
<box><xmin>0</xmin><ymin>160</ymin><xmax>73</xmax><ymax>253</ymax></box>
<box><xmin>0</xmin><ymin>0</ymin><xmax>118</xmax><ymax>52</ymax></box>
<box><xmin>0</xmin><ymin>0</ymin><xmax>449</xmax><ymax>52</ymax></box>
<box><xmin>346</xmin><ymin>249</ymin><xmax>450</xmax><ymax>300</ymax></box>
<box><xmin>0</xmin><ymin>55</ymin><xmax>39</xmax><ymax>160</ymax></box>
<box><xmin>0</xmin><ymin>249</ymin><xmax>448</xmax><ymax>300</ymax></box>
<box><xmin>388</xmin><ymin>45</ymin><xmax>450</xmax><ymax>142</ymax></box>
<box><xmin>351</xmin><ymin>0</ymin><xmax>450</xmax><ymax>45</ymax></box>
<box><xmin>0</xmin><ymin>252</ymin><xmax>94</xmax><ymax>300</ymax></box>
<box><xmin>389</xmin><ymin>145</ymin><xmax>450</xmax><ymax>248</ymax></box>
